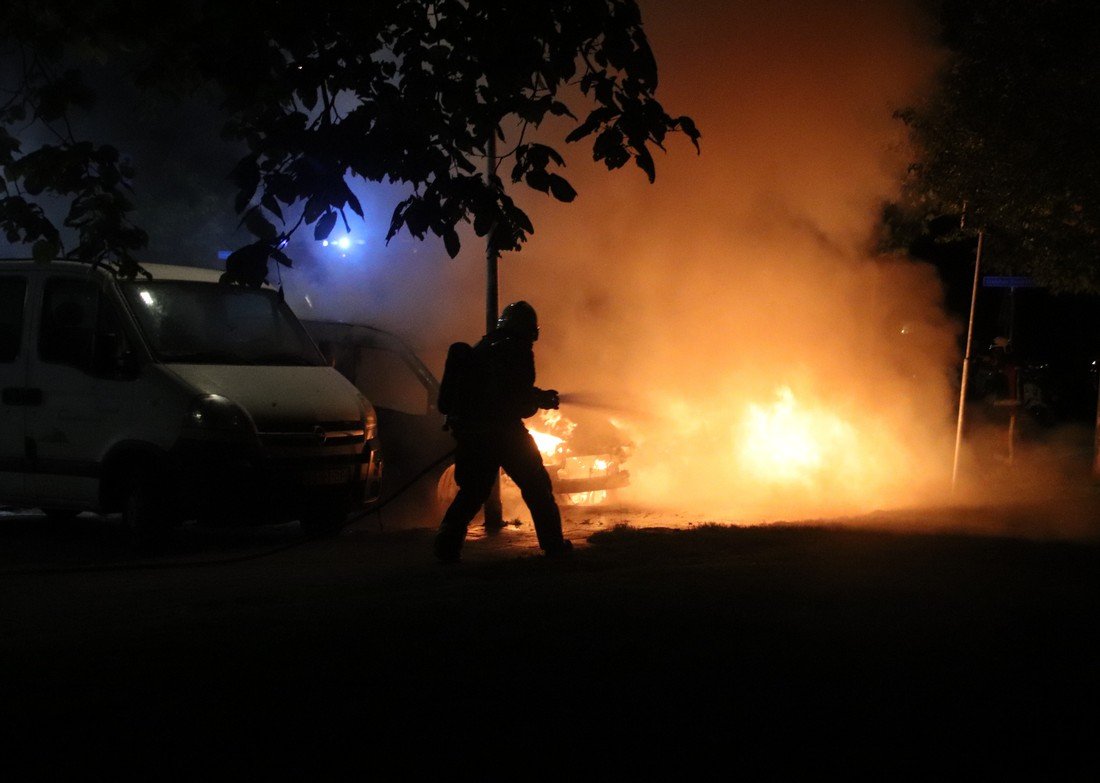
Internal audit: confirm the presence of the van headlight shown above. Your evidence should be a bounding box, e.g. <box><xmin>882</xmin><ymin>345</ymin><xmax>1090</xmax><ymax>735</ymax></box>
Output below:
<box><xmin>358</xmin><ymin>394</ymin><xmax>378</xmax><ymax>440</ymax></box>
<box><xmin>185</xmin><ymin>394</ymin><xmax>255</xmax><ymax>433</ymax></box>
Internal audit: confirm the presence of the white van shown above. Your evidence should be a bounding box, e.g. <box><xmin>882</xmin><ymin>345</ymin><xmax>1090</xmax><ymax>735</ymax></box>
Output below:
<box><xmin>0</xmin><ymin>259</ymin><xmax>382</xmax><ymax>541</ymax></box>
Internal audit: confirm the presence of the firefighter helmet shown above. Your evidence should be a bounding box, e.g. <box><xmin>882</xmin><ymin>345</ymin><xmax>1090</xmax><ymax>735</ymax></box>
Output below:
<box><xmin>497</xmin><ymin>300</ymin><xmax>539</xmax><ymax>341</ymax></box>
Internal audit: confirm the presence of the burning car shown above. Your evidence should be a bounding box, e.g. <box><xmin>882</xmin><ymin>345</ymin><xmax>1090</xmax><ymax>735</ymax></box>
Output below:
<box><xmin>301</xmin><ymin>319</ymin><xmax>630</xmax><ymax>515</ymax></box>
<box><xmin>510</xmin><ymin>407</ymin><xmax>631</xmax><ymax>505</ymax></box>
<box><xmin>433</xmin><ymin>404</ymin><xmax>633</xmax><ymax>515</ymax></box>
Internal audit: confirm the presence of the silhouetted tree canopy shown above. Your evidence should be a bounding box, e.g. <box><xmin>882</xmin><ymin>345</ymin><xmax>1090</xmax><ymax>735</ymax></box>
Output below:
<box><xmin>1</xmin><ymin>0</ymin><xmax>699</xmax><ymax>282</ymax></box>
<box><xmin>887</xmin><ymin>0</ymin><xmax>1100</xmax><ymax>294</ymax></box>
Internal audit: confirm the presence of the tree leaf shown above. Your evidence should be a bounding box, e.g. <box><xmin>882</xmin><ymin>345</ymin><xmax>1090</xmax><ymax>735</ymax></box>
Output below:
<box><xmin>525</xmin><ymin>170</ymin><xmax>551</xmax><ymax>193</ymax></box>
<box><xmin>314</xmin><ymin>210</ymin><xmax>338</xmax><ymax>241</ymax></box>
<box><xmin>677</xmin><ymin>116</ymin><xmax>702</xmax><ymax>151</ymax></box>
<box><xmin>304</xmin><ymin>195</ymin><xmax>326</xmax><ymax>225</ymax></box>
<box><xmin>549</xmin><ymin>101</ymin><xmax>576</xmax><ymax>120</ymax></box>
<box><xmin>244</xmin><ymin>210</ymin><xmax>278</xmax><ymax>242</ymax></box>
<box><xmin>635</xmin><ymin>147</ymin><xmax>656</xmax><ymax>183</ymax></box>
<box><xmin>404</xmin><ymin>199</ymin><xmax>429</xmax><ymax>238</ymax></box>
<box><xmin>548</xmin><ymin>174</ymin><xmax>577</xmax><ymax>202</ymax></box>
<box><xmin>344</xmin><ymin>186</ymin><xmax>364</xmax><ymax>218</ymax></box>
<box><xmin>260</xmin><ymin>192</ymin><xmax>284</xmax><ymax>221</ymax></box>
<box><xmin>443</xmin><ymin>227</ymin><xmax>461</xmax><ymax>258</ymax></box>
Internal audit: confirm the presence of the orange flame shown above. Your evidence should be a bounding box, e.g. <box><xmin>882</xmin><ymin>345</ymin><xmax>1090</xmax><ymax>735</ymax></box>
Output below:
<box><xmin>529</xmin><ymin>428</ymin><xmax>564</xmax><ymax>461</ymax></box>
<box><xmin>737</xmin><ymin>385</ymin><xmax>855</xmax><ymax>486</ymax></box>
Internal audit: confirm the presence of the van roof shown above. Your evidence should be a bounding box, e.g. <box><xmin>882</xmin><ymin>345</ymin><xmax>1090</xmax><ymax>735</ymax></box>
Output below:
<box><xmin>140</xmin><ymin>263</ymin><xmax>229</xmax><ymax>283</ymax></box>
<box><xmin>0</xmin><ymin>258</ymin><xmax>251</xmax><ymax>286</ymax></box>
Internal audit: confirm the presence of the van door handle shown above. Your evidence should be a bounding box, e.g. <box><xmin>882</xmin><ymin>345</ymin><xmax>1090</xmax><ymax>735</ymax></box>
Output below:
<box><xmin>2</xmin><ymin>387</ymin><xmax>43</xmax><ymax>406</ymax></box>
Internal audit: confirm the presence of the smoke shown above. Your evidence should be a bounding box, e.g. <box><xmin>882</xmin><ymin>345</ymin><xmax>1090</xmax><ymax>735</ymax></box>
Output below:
<box><xmin>279</xmin><ymin>1</ymin><xmax>1088</xmax><ymax>522</ymax></box>
<box><xmin>498</xmin><ymin>0</ymin><xmax>962</xmax><ymax>519</ymax></box>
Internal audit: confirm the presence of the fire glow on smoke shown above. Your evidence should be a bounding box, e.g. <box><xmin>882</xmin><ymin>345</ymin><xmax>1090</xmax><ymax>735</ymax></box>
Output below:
<box><xmin>282</xmin><ymin>1</ymin><xmax>969</xmax><ymax>523</ymax></box>
<box><xmin>515</xmin><ymin>382</ymin><xmax>921</xmax><ymax>519</ymax></box>
<box><xmin>597</xmin><ymin>365</ymin><xmax>953</xmax><ymax>521</ymax></box>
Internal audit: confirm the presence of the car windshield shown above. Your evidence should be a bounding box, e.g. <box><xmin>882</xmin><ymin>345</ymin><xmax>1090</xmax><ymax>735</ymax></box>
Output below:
<box><xmin>122</xmin><ymin>281</ymin><xmax>325</xmax><ymax>366</ymax></box>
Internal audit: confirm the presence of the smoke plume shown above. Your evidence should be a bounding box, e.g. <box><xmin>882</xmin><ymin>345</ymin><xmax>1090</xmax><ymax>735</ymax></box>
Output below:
<box><xmin>468</xmin><ymin>0</ymin><xmax>955</xmax><ymax>519</ymax></box>
<box><xmin>285</xmin><ymin>1</ymin><xmax>1083</xmax><ymax>522</ymax></box>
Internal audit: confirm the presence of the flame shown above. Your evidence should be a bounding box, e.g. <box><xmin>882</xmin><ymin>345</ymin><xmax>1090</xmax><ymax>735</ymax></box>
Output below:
<box><xmin>529</xmin><ymin>428</ymin><xmax>564</xmax><ymax>461</ymax></box>
<box><xmin>738</xmin><ymin>386</ymin><xmax>836</xmax><ymax>485</ymax></box>
<box><xmin>616</xmin><ymin>381</ymin><xmax>930</xmax><ymax>519</ymax></box>
<box><xmin>528</xmin><ymin>409</ymin><xmax>578</xmax><ymax>462</ymax></box>
<box><xmin>498</xmin><ymin>410</ymin><xmax>625</xmax><ymax>516</ymax></box>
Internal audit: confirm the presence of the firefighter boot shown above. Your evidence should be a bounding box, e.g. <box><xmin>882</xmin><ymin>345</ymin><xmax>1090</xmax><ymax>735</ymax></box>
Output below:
<box><xmin>433</xmin><ymin>524</ymin><xmax>465</xmax><ymax>564</ymax></box>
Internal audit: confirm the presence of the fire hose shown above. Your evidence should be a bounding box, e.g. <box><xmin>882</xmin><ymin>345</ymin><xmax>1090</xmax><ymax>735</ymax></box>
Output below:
<box><xmin>346</xmin><ymin>446</ymin><xmax>456</xmax><ymax>524</ymax></box>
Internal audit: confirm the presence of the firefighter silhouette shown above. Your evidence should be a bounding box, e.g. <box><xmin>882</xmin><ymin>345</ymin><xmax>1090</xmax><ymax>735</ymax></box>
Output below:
<box><xmin>433</xmin><ymin>301</ymin><xmax>572</xmax><ymax>563</ymax></box>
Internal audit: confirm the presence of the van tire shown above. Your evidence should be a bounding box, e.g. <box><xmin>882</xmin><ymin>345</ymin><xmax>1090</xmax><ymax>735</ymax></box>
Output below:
<box><xmin>121</xmin><ymin>469</ymin><xmax>172</xmax><ymax>546</ymax></box>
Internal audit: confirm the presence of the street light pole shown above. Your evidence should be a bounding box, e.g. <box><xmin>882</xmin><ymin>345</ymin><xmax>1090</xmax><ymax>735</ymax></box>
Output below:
<box><xmin>952</xmin><ymin>226</ymin><xmax>985</xmax><ymax>491</ymax></box>
<box><xmin>483</xmin><ymin>129</ymin><xmax>504</xmax><ymax>528</ymax></box>
<box><xmin>1094</xmin><ymin>365</ymin><xmax>1100</xmax><ymax>478</ymax></box>
<box><xmin>486</xmin><ymin>132</ymin><xmax>500</xmax><ymax>335</ymax></box>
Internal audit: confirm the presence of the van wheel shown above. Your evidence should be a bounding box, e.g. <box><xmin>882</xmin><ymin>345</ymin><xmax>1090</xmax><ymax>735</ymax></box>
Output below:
<box><xmin>122</xmin><ymin>470</ymin><xmax>172</xmax><ymax>546</ymax></box>
<box><xmin>299</xmin><ymin>505</ymin><xmax>349</xmax><ymax>538</ymax></box>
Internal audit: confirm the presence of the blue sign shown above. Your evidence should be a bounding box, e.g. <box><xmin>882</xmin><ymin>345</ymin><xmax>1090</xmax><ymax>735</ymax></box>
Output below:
<box><xmin>983</xmin><ymin>276</ymin><xmax>1038</xmax><ymax>288</ymax></box>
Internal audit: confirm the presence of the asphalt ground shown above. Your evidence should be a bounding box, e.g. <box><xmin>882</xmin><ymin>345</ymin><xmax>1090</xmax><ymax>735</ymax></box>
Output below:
<box><xmin>2</xmin><ymin>480</ymin><xmax>1100</xmax><ymax>778</ymax></box>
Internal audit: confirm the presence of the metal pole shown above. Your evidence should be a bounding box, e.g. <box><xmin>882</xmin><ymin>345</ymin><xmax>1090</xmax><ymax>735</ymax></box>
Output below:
<box><xmin>952</xmin><ymin>227</ymin><xmax>985</xmax><ymax>491</ymax></box>
<box><xmin>1094</xmin><ymin>369</ymin><xmax>1100</xmax><ymax>478</ymax></box>
<box><xmin>486</xmin><ymin>132</ymin><xmax>499</xmax><ymax>335</ymax></box>
<box><xmin>483</xmin><ymin>129</ymin><xmax>503</xmax><ymax>528</ymax></box>
<box><xmin>1006</xmin><ymin>285</ymin><xmax>1017</xmax><ymax>466</ymax></box>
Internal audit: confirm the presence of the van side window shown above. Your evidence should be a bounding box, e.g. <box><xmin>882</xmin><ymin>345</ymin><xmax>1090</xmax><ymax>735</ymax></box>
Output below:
<box><xmin>355</xmin><ymin>347</ymin><xmax>430</xmax><ymax>415</ymax></box>
<box><xmin>0</xmin><ymin>277</ymin><xmax>27</xmax><ymax>362</ymax></box>
<box><xmin>39</xmin><ymin>278</ymin><xmax>132</xmax><ymax>376</ymax></box>
<box><xmin>39</xmin><ymin>278</ymin><xmax>99</xmax><ymax>371</ymax></box>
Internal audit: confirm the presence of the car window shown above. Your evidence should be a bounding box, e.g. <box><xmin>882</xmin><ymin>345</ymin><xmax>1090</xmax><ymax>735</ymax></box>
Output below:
<box><xmin>38</xmin><ymin>277</ymin><xmax>133</xmax><ymax>376</ymax></box>
<box><xmin>355</xmin><ymin>347</ymin><xmax>429</xmax><ymax>415</ymax></box>
<box><xmin>39</xmin><ymin>278</ymin><xmax>99</xmax><ymax>371</ymax></box>
<box><xmin>0</xmin><ymin>277</ymin><xmax>26</xmax><ymax>362</ymax></box>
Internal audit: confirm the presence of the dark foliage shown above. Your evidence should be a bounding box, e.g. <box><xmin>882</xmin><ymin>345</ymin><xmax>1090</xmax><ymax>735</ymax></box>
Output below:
<box><xmin>1</xmin><ymin>0</ymin><xmax>699</xmax><ymax>277</ymax></box>
<box><xmin>886</xmin><ymin>0</ymin><xmax>1100</xmax><ymax>294</ymax></box>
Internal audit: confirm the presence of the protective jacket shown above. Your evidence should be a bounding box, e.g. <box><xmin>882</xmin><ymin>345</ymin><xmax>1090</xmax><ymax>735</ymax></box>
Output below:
<box><xmin>447</xmin><ymin>329</ymin><xmax>544</xmax><ymax>433</ymax></box>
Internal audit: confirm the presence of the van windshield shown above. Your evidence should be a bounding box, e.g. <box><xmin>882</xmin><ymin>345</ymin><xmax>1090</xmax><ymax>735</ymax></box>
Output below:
<box><xmin>121</xmin><ymin>281</ymin><xmax>325</xmax><ymax>366</ymax></box>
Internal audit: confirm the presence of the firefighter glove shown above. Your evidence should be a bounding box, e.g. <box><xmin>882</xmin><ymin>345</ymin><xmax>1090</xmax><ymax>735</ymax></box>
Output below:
<box><xmin>537</xmin><ymin>388</ymin><xmax>560</xmax><ymax>409</ymax></box>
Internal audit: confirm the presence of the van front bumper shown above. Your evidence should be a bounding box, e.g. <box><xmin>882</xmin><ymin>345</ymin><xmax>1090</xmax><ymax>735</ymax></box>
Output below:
<box><xmin>169</xmin><ymin>436</ymin><xmax>383</xmax><ymax>524</ymax></box>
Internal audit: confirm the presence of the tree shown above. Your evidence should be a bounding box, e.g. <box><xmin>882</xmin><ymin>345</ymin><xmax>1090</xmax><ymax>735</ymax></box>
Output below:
<box><xmin>885</xmin><ymin>0</ymin><xmax>1100</xmax><ymax>475</ymax></box>
<box><xmin>0</xmin><ymin>1</ymin><xmax>152</xmax><ymax>272</ymax></box>
<box><xmin>1</xmin><ymin>0</ymin><xmax>699</xmax><ymax>281</ymax></box>
<box><xmin>886</xmin><ymin>0</ymin><xmax>1100</xmax><ymax>294</ymax></box>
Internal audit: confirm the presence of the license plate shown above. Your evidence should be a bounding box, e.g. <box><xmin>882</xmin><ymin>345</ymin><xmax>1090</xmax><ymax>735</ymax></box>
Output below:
<box><xmin>301</xmin><ymin>466</ymin><xmax>353</xmax><ymax>485</ymax></box>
